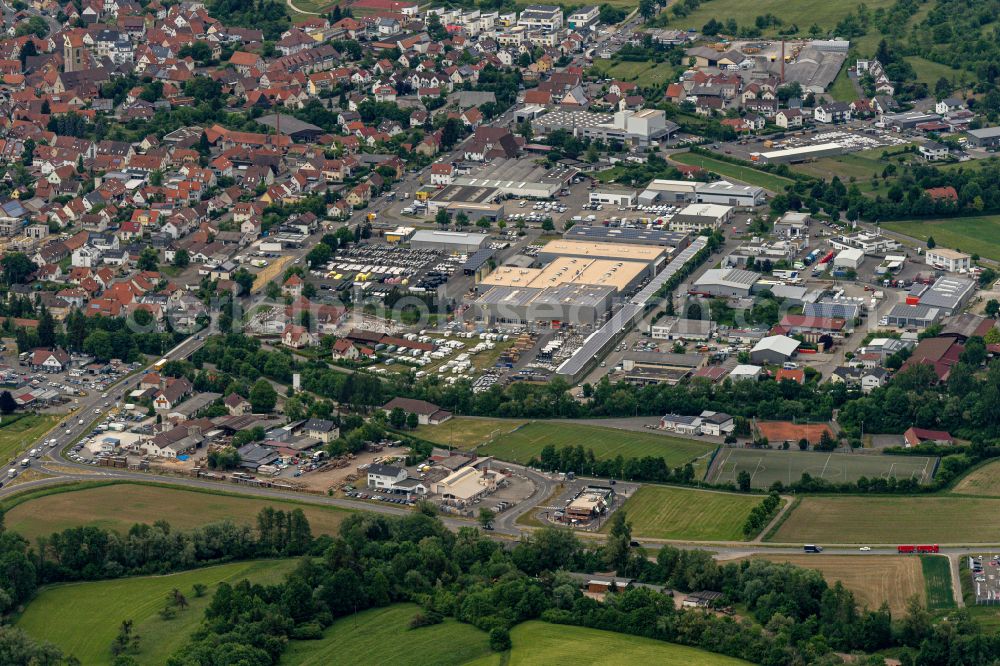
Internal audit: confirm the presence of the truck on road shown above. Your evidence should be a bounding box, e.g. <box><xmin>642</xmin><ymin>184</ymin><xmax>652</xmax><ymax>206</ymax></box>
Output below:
<box><xmin>803</xmin><ymin>544</ymin><xmax>824</xmax><ymax>553</ymax></box>
<box><xmin>20</xmin><ymin>458</ymin><xmax>30</xmax><ymax>467</ymax></box>
<box><xmin>898</xmin><ymin>544</ymin><xmax>939</xmax><ymax>554</ymax></box>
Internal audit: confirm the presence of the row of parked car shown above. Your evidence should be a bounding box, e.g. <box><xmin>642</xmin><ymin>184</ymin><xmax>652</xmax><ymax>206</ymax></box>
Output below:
<box><xmin>344</xmin><ymin>490</ymin><xmax>415</xmax><ymax>506</ymax></box>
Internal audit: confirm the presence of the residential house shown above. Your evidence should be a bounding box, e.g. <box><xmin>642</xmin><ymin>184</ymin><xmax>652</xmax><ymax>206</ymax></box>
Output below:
<box><xmin>813</xmin><ymin>102</ymin><xmax>851</xmax><ymax>124</ymax></box>
<box><xmin>224</xmin><ymin>392</ymin><xmax>252</xmax><ymax>415</ymax></box>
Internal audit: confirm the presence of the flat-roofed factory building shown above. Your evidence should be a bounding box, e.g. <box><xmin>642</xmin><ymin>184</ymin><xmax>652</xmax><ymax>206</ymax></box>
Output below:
<box><xmin>639</xmin><ymin>179</ymin><xmax>701</xmax><ymax>205</ymax></box>
<box><xmin>696</xmin><ymin>181</ymin><xmax>766</xmax><ymax>206</ymax></box>
<box><xmin>449</xmin><ymin>159</ymin><xmax>575</xmax><ymax>198</ymax></box>
<box><xmin>409</xmin><ymin>230</ymin><xmax>490</xmax><ymax>253</ymax></box>
<box><xmin>563</xmin><ymin>224</ymin><xmax>690</xmax><ymax>249</ymax></box>
<box><xmin>479</xmin><ymin>256</ymin><xmax>648</xmax><ymax>294</ymax></box>
<box><xmin>426</xmin><ymin>184</ymin><xmax>505</xmax><ymax>222</ymax></box>
<box><xmin>536</xmin><ymin>239</ymin><xmax>667</xmax><ymax>274</ymax></box>
<box><xmin>473</xmin><ymin>282</ymin><xmax>614</xmax><ymax>326</ymax></box>
<box><xmin>669</xmin><ymin>203</ymin><xmax>733</xmax><ymax>233</ymax></box>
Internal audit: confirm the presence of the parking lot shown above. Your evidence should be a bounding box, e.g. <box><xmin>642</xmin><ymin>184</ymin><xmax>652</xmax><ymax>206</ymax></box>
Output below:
<box><xmin>969</xmin><ymin>553</ymin><xmax>1000</xmax><ymax>605</ymax></box>
<box><xmin>313</xmin><ymin>244</ymin><xmax>462</xmax><ymax>293</ymax></box>
<box><xmin>8</xmin><ymin>354</ymin><xmax>141</xmax><ymax>414</ymax></box>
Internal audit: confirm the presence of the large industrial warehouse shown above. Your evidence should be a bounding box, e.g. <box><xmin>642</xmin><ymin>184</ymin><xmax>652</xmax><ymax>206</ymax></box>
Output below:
<box><xmin>562</xmin><ymin>224</ymin><xmax>690</xmax><ymax>248</ymax></box>
<box><xmin>536</xmin><ymin>239</ymin><xmax>667</xmax><ymax>273</ymax></box>
<box><xmin>409</xmin><ymin>230</ymin><xmax>490</xmax><ymax>253</ymax></box>
<box><xmin>478</xmin><ymin>256</ymin><xmax>648</xmax><ymax>294</ymax></box>
<box><xmin>449</xmin><ymin>159</ymin><xmax>575</xmax><ymax>198</ymax></box>
<box><xmin>692</xmin><ymin>268</ymin><xmax>761</xmax><ymax>297</ymax></box>
<box><xmin>473</xmin><ymin>283</ymin><xmax>615</xmax><ymax>326</ymax></box>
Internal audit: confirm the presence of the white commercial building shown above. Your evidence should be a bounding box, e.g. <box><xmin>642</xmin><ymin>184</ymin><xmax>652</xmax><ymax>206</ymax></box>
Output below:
<box><xmin>614</xmin><ymin>109</ymin><xmax>666</xmax><ymax>138</ymax></box>
<box><xmin>926</xmin><ymin>248</ymin><xmax>972</xmax><ymax>273</ymax></box>
<box><xmin>590</xmin><ymin>188</ymin><xmax>637</xmax><ymax>207</ymax></box>
<box><xmin>670</xmin><ymin>203</ymin><xmax>733</xmax><ymax>232</ymax></box>
<box><xmin>729</xmin><ymin>364</ymin><xmax>763</xmax><ymax>381</ymax></box>
<box><xmin>834</xmin><ymin>247</ymin><xmax>865</xmax><ymax>270</ymax></box>
<box><xmin>409</xmin><ymin>229</ymin><xmax>490</xmax><ymax>253</ymax></box>
<box><xmin>695</xmin><ymin>181</ymin><xmax>766</xmax><ymax>207</ymax></box>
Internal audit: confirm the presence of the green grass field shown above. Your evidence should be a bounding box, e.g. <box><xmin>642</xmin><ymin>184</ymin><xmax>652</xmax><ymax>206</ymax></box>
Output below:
<box><xmin>0</xmin><ymin>413</ymin><xmax>61</xmax><ymax>465</ymax></box>
<box><xmin>284</xmin><ymin>604</ymin><xmax>495</xmax><ymax>665</ymax></box>
<box><xmin>769</xmin><ymin>496</ymin><xmax>1000</xmax><ymax>543</ymax></box>
<box><xmin>665</xmin><ymin>0</ymin><xmax>894</xmax><ymax>33</ymax></box>
<box><xmin>671</xmin><ymin>152</ymin><xmax>795</xmax><ymax>192</ymax></box>
<box><xmin>286</xmin><ymin>608</ymin><xmax>749</xmax><ymax>665</ymax></box>
<box><xmin>505</xmin><ymin>621</ymin><xmax>752</xmax><ymax>665</ymax></box>
<box><xmin>289</xmin><ymin>0</ymin><xmax>334</xmax><ymax>15</ymax></box>
<box><xmin>413</xmin><ymin>417</ymin><xmax>527</xmax><ymax>449</ymax></box>
<box><xmin>953</xmin><ymin>460</ymin><xmax>1000</xmax><ymax>496</ymax></box>
<box><xmin>921</xmin><ymin>555</ymin><xmax>956</xmax><ymax>610</ymax></box>
<box><xmin>791</xmin><ymin>146</ymin><xmax>913</xmax><ymax>183</ymax></box>
<box><xmin>17</xmin><ymin>559</ymin><xmax>297</xmax><ymax>665</ymax></box>
<box><xmin>707</xmin><ymin>448</ymin><xmax>937</xmax><ymax>490</ymax></box>
<box><xmin>904</xmin><ymin>56</ymin><xmax>964</xmax><ymax>87</ymax></box>
<box><xmin>476</xmin><ymin>422</ymin><xmax>716</xmax><ymax>468</ymax></box>
<box><xmin>590</xmin><ymin>59</ymin><xmax>676</xmax><ymax>87</ymax></box>
<box><xmin>827</xmin><ymin>62</ymin><xmax>857</xmax><ymax>102</ymax></box>
<box><xmin>2</xmin><ymin>482</ymin><xmax>352</xmax><ymax>541</ymax></box>
<box><xmin>884</xmin><ymin>215</ymin><xmax>1000</xmax><ymax>261</ymax></box>
<box><xmin>611</xmin><ymin>485</ymin><xmax>765</xmax><ymax>540</ymax></box>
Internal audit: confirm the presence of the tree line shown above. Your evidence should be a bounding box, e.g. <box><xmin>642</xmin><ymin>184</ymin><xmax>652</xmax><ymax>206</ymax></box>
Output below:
<box><xmin>4</xmin><ymin>501</ymin><xmax>997</xmax><ymax>665</ymax></box>
<box><xmin>162</xmin><ymin>507</ymin><xmax>996</xmax><ymax>665</ymax></box>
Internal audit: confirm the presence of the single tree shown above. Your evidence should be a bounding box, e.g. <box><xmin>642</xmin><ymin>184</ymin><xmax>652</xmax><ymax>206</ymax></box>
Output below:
<box><xmin>0</xmin><ymin>391</ymin><xmax>17</xmax><ymax>415</ymax></box>
<box><xmin>478</xmin><ymin>507</ymin><xmax>496</xmax><ymax>529</ymax></box>
<box><xmin>137</xmin><ymin>247</ymin><xmax>159</xmax><ymax>272</ymax></box>
<box><xmin>173</xmin><ymin>249</ymin><xmax>190</xmax><ymax>268</ymax></box>
<box><xmin>388</xmin><ymin>406</ymin><xmax>406</xmax><ymax>429</ymax></box>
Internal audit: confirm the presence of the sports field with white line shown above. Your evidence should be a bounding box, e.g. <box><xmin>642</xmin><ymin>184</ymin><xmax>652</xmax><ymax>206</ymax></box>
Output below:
<box><xmin>706</xmin><ymin>448</ymin><xmax>937</xmax><ymax>489</ymax></box>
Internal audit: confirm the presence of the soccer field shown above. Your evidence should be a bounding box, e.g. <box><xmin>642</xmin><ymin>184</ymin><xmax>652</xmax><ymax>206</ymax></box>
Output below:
<box><xmin>706</xmin><ymin>448</ymin><xmax>937</xmax><ymax>489</ymax></box>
